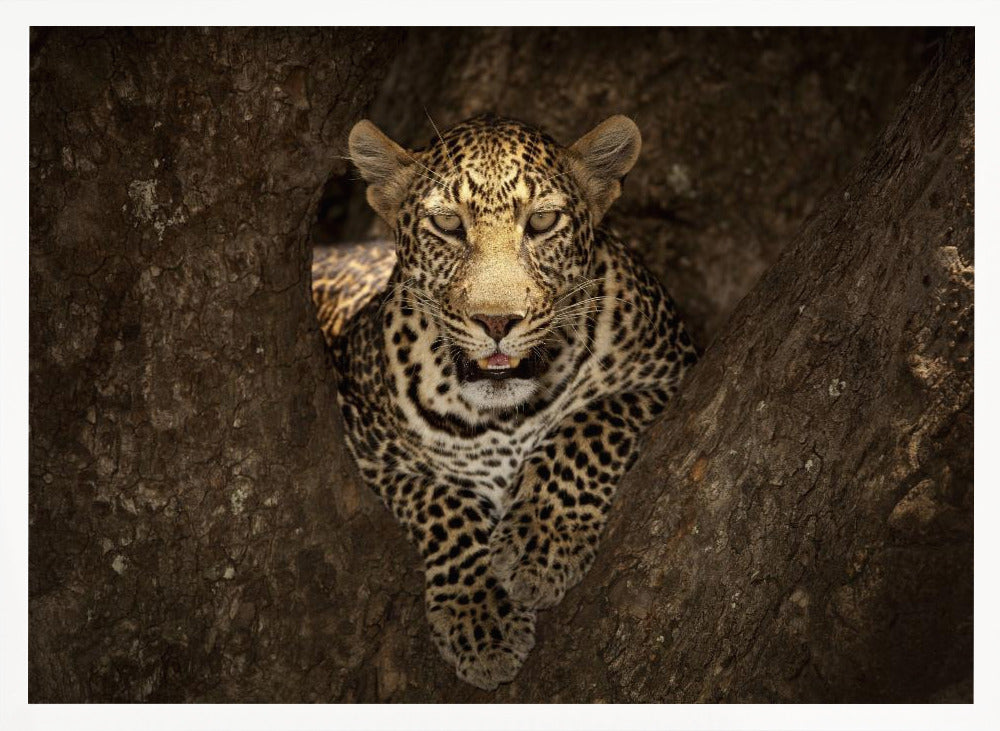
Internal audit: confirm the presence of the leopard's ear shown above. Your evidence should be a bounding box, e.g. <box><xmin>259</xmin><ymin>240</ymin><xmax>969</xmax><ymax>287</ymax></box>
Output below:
<box><xmin>348</xmin><ymin>120</ymin><xmax>415</xmax><ymax>223</ymax></box>
<box><xmin>568</xmin><ymin>115</ymin><xmax>641</xmax><ymax>222</ymax></box>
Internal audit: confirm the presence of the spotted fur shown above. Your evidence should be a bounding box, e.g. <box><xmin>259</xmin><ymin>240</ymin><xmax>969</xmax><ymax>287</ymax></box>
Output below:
<box><xmin>312</xmin><ymin>114</ymin><xmax>697</xmax><ymax>690</ymax></box>
<box><xmin>313</xmin><ymin>241</ymin><xmax>395</xmax><ymax>341</ymax></box>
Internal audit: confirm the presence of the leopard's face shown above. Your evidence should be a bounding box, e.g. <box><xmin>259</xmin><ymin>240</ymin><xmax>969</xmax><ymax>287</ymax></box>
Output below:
<box><xmin>350</xmin><ymin>114</ymin><xmax>641</xmax><ymax>411</ymax></box>
<box><xmin>398</xmin><ymin>118</ymin><xmax>596</xmax><ymax>410</ymax></box>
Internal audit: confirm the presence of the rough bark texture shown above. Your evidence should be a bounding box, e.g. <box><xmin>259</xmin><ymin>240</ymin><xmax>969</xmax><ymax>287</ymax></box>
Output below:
<box><xmin>29</xmin><ymin>27</ymin><xmax>407</xmax><ymax>701</ymax></box>
<box><xmin>30</xmin><ymin>28</ymin><xmax>971</xmax><ymax>702</ymax></box>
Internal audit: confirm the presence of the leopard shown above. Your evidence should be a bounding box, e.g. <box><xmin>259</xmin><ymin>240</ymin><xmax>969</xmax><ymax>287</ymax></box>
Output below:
<box><xmin>312</xmin><ymin>113</ymin><xmax>697</xmax><ymax>690</ymax></box>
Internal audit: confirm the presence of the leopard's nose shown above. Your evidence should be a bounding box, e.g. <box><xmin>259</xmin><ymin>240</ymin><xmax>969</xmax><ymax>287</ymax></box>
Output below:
<box><xmin>471</xmin><ymin>313</ymin><xmax>523</xmax><ymax>342</ymax></box>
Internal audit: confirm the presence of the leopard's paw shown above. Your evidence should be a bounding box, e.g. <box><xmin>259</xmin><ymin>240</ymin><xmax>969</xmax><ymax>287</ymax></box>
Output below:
<box><xmin>426</xmin><ymin>582</ymin><xmax>536</xmax><ymax>691</ymax></box>
<box><xmin>489</xmin><ymin>501</ymin><xmax>596</xmax><ymax>610</ymax></box>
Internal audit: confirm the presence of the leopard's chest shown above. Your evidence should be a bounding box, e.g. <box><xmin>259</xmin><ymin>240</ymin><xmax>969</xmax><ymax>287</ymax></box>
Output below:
<box><xmin>395</xmin><ymin>360</ymin><xmax>605</xmax><ymax>516</ymax></box>
<box><xmin>414</xmin><ymin>414</ymin><xmax>551</xmax><ymax>517</ymax></box>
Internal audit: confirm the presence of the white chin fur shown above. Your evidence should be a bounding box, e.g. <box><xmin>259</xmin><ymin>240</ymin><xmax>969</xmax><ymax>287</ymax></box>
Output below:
<box><xmin>460</xmin><ymin>378</ymin><xmax>538</xmax><ymax>411</ymax></box>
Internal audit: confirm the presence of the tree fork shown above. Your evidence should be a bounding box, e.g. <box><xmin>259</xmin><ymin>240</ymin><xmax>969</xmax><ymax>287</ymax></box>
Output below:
<box><xmin>29</xmin><ymin>29</ymin><xmax>972</xmax><ymax>702</ymax></box>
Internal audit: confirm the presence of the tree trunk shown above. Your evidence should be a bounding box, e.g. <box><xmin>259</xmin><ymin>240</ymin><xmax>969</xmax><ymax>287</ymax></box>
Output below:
<box><xmin>29</xmin><ymin>27</ymin><xmax>408</xmax><ymax>702</ymax></box>
<box><xmin>30</xmin><ymin>28</ymin><xmax>972</xmax><ymax>702</ymax></box>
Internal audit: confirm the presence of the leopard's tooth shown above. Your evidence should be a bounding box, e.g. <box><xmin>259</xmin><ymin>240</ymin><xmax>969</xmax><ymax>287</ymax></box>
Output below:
<box><xmin>477</xmin><ymin>358</ymin><xmax>491</xmax><ymax>370</ymax></box>
<box><xmin>508</xmin><ymin>356</ymin><xmax>521</xmax><ymax>369</ymax></box>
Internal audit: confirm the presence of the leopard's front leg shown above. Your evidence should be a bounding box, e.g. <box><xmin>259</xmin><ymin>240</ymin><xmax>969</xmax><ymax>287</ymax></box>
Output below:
<box><xmin>386</xmin><ymin>474</ymin><xmax>535</xmax><ymax>690</ymax></box>
<box><xmin>489</xmin><ymin>390</ymin><xmax>669</xmax><ymax>609</ymax></box>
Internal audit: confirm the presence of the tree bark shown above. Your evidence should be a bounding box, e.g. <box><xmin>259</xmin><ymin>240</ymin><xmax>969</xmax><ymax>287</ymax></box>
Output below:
<box><xmin>28</xmin><ymin>27</ymin><xmax>408</xmax><ymax>702</ymax></box>
<box><xmin>30</xmin><ymin>28</ymin><xmax>972</xmax><ymax>702</ymax></box>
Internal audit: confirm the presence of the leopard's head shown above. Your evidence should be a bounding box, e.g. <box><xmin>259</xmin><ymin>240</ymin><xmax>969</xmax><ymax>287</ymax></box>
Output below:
<box><xmin>349</xmin><ymin>113</ymin><xmax>640</xmax><ymax>411</ymax></box>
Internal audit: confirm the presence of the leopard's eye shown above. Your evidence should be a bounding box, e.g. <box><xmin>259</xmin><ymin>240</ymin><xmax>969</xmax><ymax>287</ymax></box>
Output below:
<box><xmin>431</xmin><ymin>214</ymin><xmax>463</xmax><ymax>233</ymax></box>
<box><xmin>528</xmin><ymin>210</ymin><xmax>559</xmax><ymax>234</ymax></box>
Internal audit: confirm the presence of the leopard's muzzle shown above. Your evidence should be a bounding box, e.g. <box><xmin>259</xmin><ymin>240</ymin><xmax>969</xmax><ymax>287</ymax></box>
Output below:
<box><xmin>451</xmin><ymin>346</ymin><xmax>547</xmax><ymax>382</ymax></box>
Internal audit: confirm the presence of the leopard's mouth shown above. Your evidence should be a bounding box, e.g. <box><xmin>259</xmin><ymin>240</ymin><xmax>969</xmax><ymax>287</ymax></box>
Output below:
<box><xmin>452</xmin><ymin>347</ymin><xmax>545</xmax><ymax>382</ymax></box>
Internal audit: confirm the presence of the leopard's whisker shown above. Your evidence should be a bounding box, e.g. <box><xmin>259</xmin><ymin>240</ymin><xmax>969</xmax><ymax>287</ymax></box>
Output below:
<box><xmin>425</xmin><ymin>107</ymin><xmax>458</xmax><ymax>174</ymax></box>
